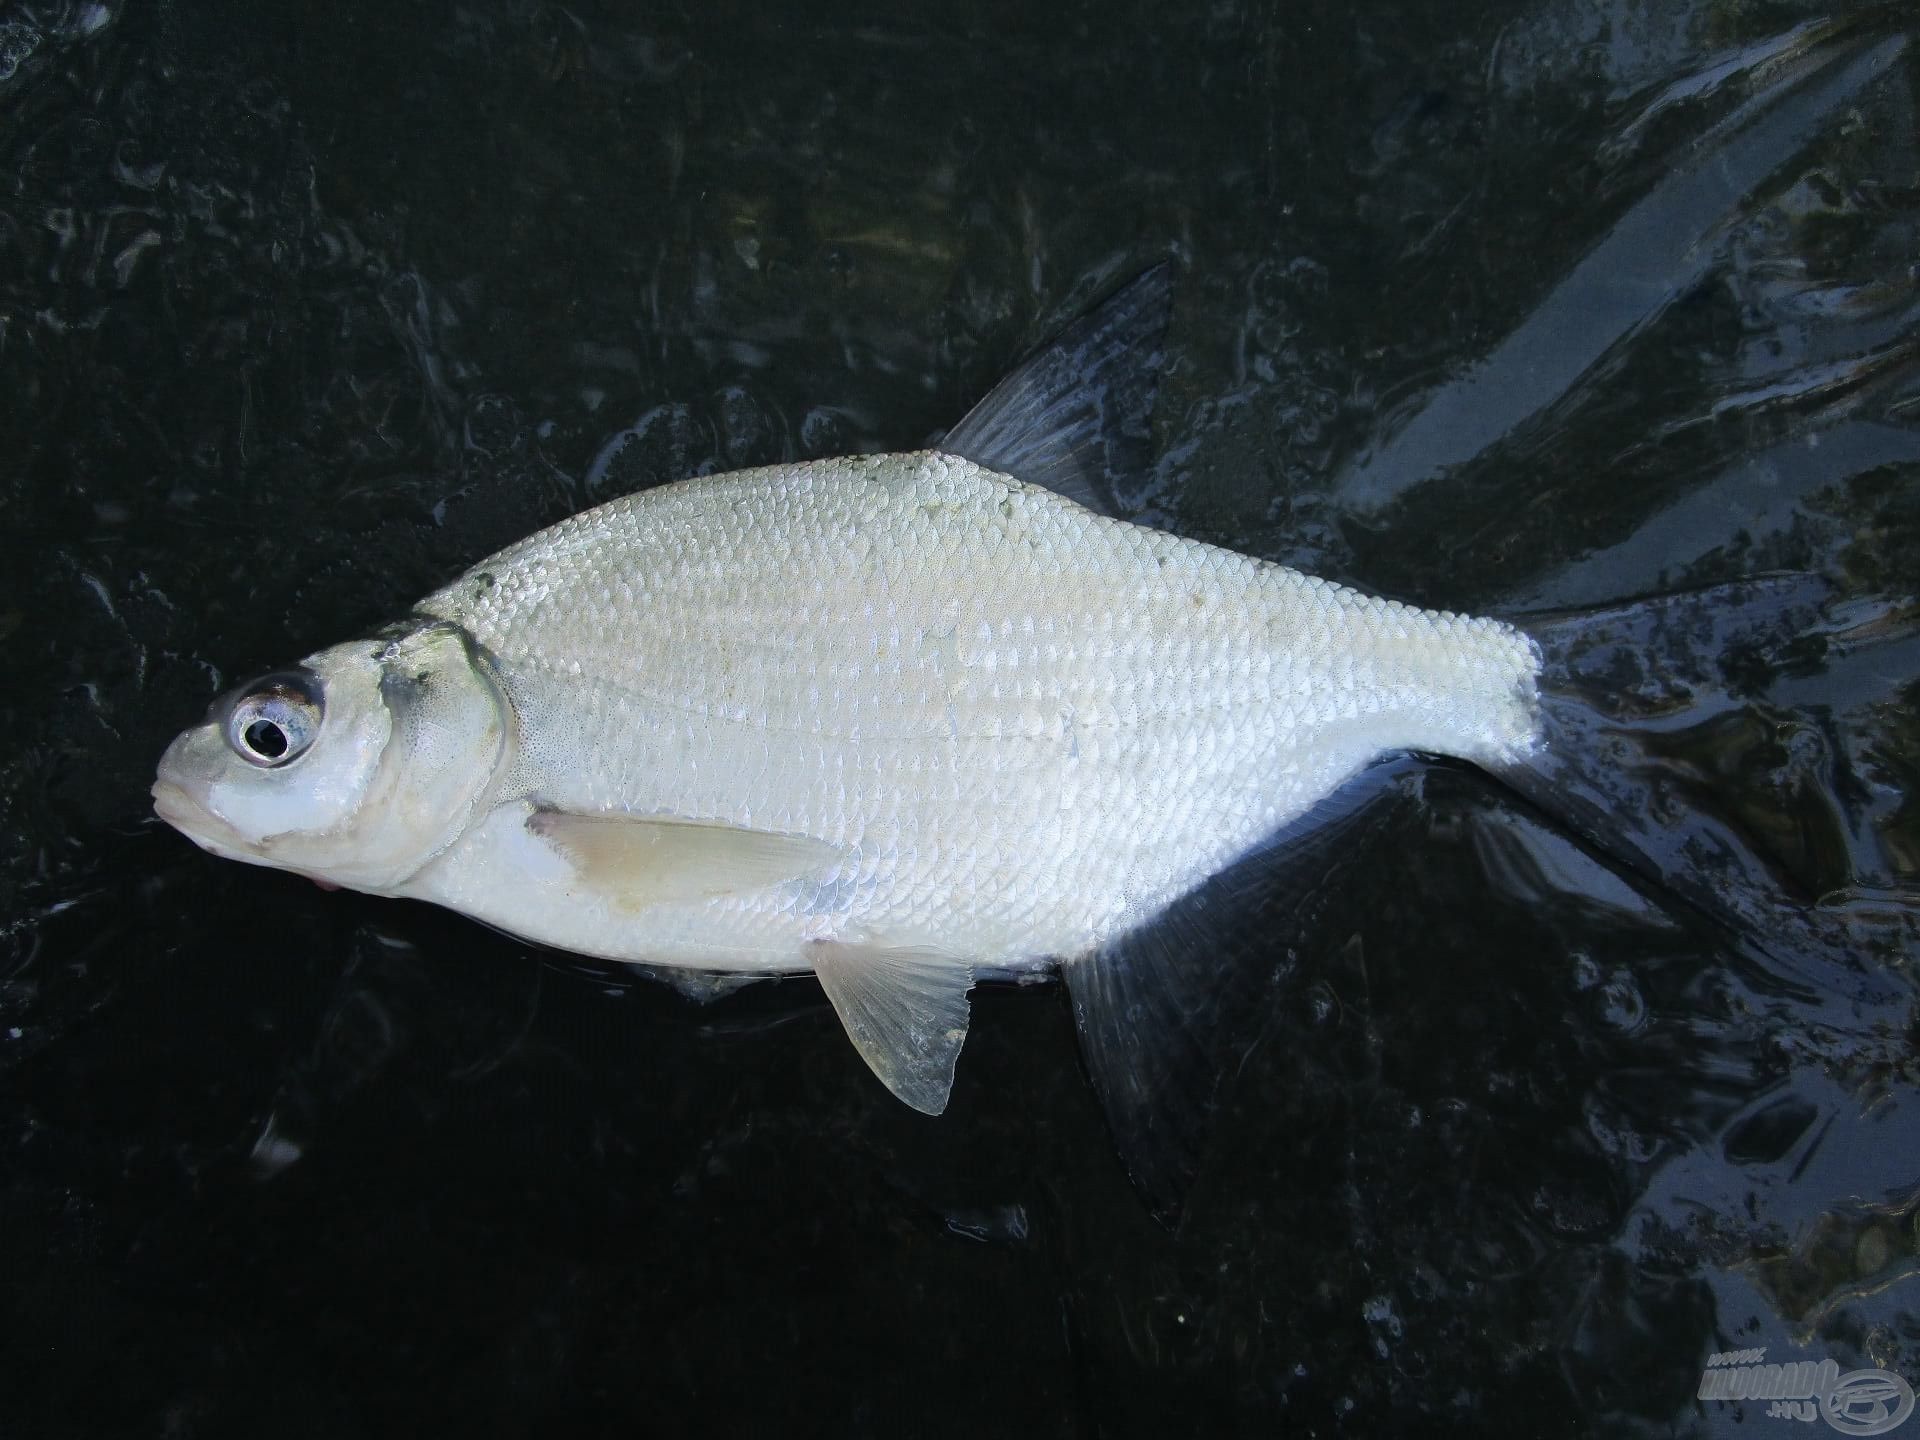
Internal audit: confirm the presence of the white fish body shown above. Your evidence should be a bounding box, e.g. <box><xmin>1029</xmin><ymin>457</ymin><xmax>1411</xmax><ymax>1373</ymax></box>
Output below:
<box><xmin>152</xmin><ymin>268</ymin><xmax>1545</xmax><ymax>1123</ymax></box>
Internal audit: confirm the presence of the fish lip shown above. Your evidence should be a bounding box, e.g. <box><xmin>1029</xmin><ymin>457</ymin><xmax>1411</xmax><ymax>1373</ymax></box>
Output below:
<box><xmin>151</xmin><ymin>776</ymin><xmax>254</xmax><ymax>858</ymax></box>
<box><xmin>151</xmin><ymin>776</ymin><xmax>203</xmax><ymax>830</ymax></box>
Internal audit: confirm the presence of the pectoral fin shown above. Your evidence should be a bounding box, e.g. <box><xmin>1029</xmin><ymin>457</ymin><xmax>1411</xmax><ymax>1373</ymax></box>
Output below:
<box><xmin>811</xmin><ymin>940</ymin><xmax>974</xmax><ymax>1115</ymax></box>
<box><xmin>529</xmin><ymin>810</ymin><xmax>838</xmax><ymax>912</ymax></box>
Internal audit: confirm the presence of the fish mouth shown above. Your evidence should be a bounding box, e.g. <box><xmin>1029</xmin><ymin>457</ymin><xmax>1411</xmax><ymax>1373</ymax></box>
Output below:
<box><xmin>151</xmin><ymin>776</ymin><xmax>256</xmax><ymax>860</ymax></box>
<box><xmin>151</xmin><ymin>777</ymin><xmax>202</xmax><ymax>830</ymax></box>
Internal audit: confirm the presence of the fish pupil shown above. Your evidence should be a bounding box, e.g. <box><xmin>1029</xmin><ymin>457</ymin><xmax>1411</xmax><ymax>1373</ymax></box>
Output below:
<box><xmin>244</xmin><ymin>719</ymin><xmax>288</xmax><ymax>759</ymax></box>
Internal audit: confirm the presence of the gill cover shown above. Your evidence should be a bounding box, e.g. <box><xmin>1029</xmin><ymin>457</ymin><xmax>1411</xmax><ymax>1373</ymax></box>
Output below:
<box><xmin>350</xmin><ymin>621</ymin><xmax>514</xmax><ymax>889</ymax></box>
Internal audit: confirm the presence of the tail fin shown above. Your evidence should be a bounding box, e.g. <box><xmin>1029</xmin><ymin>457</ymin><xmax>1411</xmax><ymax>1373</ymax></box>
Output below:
<box><xmin>1500</xmin><ymin>574</ymin><xmax>1920</xmax><ymax>1008</ymax></box>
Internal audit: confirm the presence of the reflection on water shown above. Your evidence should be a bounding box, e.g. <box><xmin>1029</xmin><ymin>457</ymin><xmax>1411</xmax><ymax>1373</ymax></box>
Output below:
<box><xmin>2</xmin><ymin>0</ymin><xmax>1916</xmax><ymax>1433</ymax></box>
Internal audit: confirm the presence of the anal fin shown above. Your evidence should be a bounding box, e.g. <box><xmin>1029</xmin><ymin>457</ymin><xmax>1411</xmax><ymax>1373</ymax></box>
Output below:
<box><xmin>1063</xmin><ymin>759</ymin><xmax>1421</xmax><ymax>1224</ymax></box>
<box><xmin>811</xmin><ymin>939</ymin><xmax>974</xmax><ymax>1115</ymax></box>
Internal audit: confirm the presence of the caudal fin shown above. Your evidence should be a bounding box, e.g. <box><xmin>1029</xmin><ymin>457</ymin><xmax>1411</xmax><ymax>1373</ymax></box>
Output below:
<box><xmin>1500</xmin><ymin>574</ymin><xmax>1920</xmax><ymax>1006</ymax></box>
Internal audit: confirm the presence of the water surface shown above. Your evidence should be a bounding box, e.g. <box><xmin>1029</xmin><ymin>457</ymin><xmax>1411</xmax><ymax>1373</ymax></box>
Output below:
<box><xmin>3</xmin><ymin>1</ymin><xmax>1918</xmax><ymax>1434</ymax></box>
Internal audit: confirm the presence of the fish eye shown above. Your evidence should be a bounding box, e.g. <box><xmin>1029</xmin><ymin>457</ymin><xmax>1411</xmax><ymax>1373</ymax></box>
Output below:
<box><xmin>225</xmin><ymin>672</ymin><xmax>325</xmax><ymax>768</ymax></box>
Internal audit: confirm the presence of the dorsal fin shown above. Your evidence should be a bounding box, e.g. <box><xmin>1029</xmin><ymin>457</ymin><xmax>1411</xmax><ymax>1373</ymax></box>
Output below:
<box><xmin>940</xmin><ymin>263</ymin><xmax>1173</xmax><ymax>516</ymax></box>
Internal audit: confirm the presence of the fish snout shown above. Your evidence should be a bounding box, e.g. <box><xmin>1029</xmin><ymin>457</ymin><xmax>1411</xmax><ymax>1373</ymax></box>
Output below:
<box><xmin>151</xmin><ymin>730</ymin><xmax>258</xmax><ymax>859</ymax></box>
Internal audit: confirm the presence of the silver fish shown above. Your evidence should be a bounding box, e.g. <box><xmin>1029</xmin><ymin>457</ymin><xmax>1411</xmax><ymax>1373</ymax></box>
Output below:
<box><xmin>152</xmin><ymin>269</ymin><xmax>1691</xmax><ymax>1168</ymax></box>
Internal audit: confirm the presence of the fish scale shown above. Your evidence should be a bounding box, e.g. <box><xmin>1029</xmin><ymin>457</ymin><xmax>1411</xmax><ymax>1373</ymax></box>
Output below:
<box><xmin>404</xmin><ymin>449</ymin><xmax>1541</xmax><ymax>975</ymax></box>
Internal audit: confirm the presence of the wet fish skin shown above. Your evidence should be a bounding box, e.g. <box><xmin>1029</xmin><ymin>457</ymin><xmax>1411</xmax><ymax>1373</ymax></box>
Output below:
<box><xmin>400</xmin><ymin>449</ymin><xmax>1540</xmax><ymax>974</ymax></box>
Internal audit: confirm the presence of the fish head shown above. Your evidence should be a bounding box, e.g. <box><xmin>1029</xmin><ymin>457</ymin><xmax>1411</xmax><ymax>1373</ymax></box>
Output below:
<box><xmin>152</xmin><ymin>620</ymin><xmax>511</xmax><ymax>893</ymax></box>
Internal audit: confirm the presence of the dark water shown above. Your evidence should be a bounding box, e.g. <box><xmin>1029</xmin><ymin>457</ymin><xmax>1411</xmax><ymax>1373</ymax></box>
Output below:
<box><xmin>5</xmin><ymin>1</ymin><xmax>1919</xmax><ymax>1434</ymax></box>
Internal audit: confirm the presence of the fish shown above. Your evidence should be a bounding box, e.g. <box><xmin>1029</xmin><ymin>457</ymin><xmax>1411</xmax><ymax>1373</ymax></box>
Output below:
<box><xmin>152</xmin><ymin>266</ymin><xmax>1887</xmax><ymax>1212</ymax></box>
